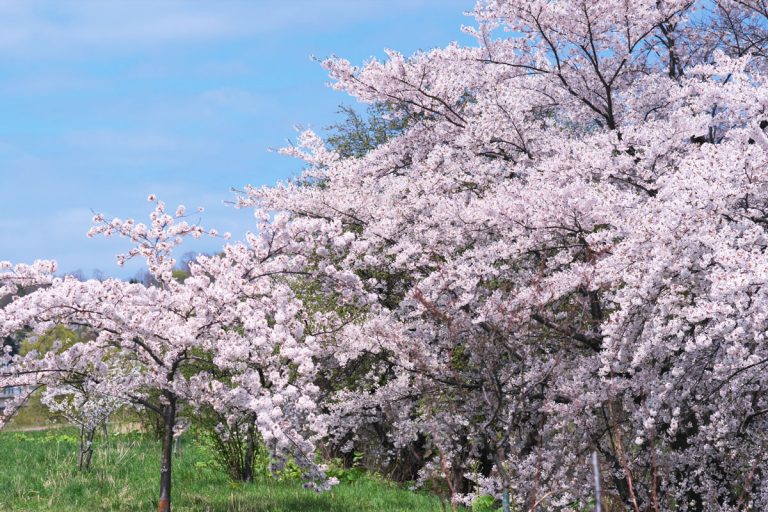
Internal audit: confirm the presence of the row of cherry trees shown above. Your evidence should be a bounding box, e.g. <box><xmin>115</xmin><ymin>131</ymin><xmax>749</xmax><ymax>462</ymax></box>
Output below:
<box><xmin>5</xmin><ymin>1</ymin><xmax>768</xmax><ymax>510</ymax></box>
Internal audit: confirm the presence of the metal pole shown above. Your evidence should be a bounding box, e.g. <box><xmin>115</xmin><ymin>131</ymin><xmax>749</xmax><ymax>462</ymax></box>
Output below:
<box><xmin>592</xmin><ymin>451</ymin><xmax>602</xmax><ymax>512</ymax></box>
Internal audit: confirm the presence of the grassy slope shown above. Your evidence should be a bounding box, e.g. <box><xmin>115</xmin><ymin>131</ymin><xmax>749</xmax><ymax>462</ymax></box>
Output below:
<box><xmin>0</xmin><ymin>430</ymin><xmax>452</xmax><ymax>512</ymax></box>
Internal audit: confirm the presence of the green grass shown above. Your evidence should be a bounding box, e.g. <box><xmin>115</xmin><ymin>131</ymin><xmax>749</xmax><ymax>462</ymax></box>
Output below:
<box><xmin>0</xmin><ymin>429</ymin><xmax>453</xmax><ymax>511</ymax></box>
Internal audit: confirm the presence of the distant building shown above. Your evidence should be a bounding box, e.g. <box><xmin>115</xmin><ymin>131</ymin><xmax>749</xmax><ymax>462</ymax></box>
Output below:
<box><xmin>0</xmin><ymin>386</ymin><xmax>22</xmax><ymax>413</ymax></box>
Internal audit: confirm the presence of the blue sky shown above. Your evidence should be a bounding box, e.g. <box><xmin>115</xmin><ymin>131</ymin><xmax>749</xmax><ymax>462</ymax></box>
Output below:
<box><xmin>0</xmin><ymin>0</ymin><xmax>473</xmax><ymax>278</ymax></box>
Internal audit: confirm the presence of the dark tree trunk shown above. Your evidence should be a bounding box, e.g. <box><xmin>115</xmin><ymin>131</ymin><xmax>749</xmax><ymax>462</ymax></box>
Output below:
<box><xmin>78</xmin><ymin>425</ymin><xmax>85</xmax><ymax>471</ymax></box>
<box><xmin>157</xmin><ymin>394</ymin><xmax>177</xmax><ymax>512</ymax></box>
<box><xmin>78</xmin><ymin>425</ymin><xmax>96</xmax><ymax>471</ymax></box>
<box><xmin>243</xmin><ymin>420</ymin><xmax>256</xmax><ymax>483</ymax></box>
<box><xmin>83</xmin><ymin>428</ymin><xmax>95</xmax><ymax>470</ymax></box>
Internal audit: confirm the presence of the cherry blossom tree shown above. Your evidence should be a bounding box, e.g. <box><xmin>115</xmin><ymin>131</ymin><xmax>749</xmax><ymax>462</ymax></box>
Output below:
<box><xmin>0</xmin><ymin>200</ymin><xmax>336</xmax><ymax>512</ymax></box>
<box><xmin>41</xmin><ymin>382</ymin><xmax>122</xmax><ymax>470</ymax></box>
<box><xmin>239</xmin><ymin>1</ymin><xmax>768</xmax><ymax>510</ymax></box>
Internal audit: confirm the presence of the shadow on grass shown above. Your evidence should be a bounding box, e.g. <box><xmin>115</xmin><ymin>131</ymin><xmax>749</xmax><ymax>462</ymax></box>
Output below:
<box><xmin>178</xmin><ymin>478</ymin><xmax>453</xmax><ymax>512</ymax></box>
<box><xmin>180</xmin><ymin>483</ymin><xmax>450</xmax><ymax>512</ymax></box>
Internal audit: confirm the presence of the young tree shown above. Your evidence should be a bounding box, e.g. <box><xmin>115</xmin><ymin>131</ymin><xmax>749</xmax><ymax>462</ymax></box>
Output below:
<box><xmin>196</xmin><ymin>408</ymin><xmax>262</xmax><ymax>482</ymax></box>
<box><xmin>41</xmin><ymin>381</ymin><xmax>122</xmax><ymax>470</ymax></box>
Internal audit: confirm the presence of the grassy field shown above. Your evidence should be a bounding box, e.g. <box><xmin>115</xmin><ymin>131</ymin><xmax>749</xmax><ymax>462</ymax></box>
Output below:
<box><xmin>0</xmin><ymin>429</ymin><xmax>455</xmax><ymax>512</ymax></box>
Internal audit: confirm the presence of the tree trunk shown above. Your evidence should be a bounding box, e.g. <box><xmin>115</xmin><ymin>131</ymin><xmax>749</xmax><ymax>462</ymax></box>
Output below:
<box><xmin>243</xmin><ymin>420</ymin><xmax>256</xmax><ymax>483</ymax></box>
<box><xmin>78</xmin><ymin>424</ymin><xmax>85</xmax><ymax>471</ymax></box>
<box><xmin>83</xmin><ymin>428</ymin><xmax>95</xmax><ymax>470</ymax></box>
<box><xmin>157</xmin><ymin>394</ymin><xmax>177</xmax><ymax>512</ymax></box>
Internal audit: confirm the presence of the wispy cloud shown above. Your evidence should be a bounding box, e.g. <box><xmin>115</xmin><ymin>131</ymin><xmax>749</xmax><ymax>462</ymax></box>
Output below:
<box><xmin>0</xmin><ymin>0</ymin><xmax>470</xmax><ymax>58</ymax></box>
<box><xmin>65</xmin><ymin>130</ymin><xmax>189</xmax><ymax>152</ymax></box>
<box><xmin>199</xmin><ymin>87</ymin><xmax>268</xmax><ymax>115</ymax></box>
<box><xmin>0</xmin><ymin>0</ymin><xmax>473</xmax><ymax>277</ymax></box>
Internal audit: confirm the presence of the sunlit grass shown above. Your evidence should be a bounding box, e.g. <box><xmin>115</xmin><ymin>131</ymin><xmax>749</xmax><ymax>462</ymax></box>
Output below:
<box><xmin>0</xmin><ymin>429</ymin><xmax>453</xmax><ymax>511</ymax></box>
